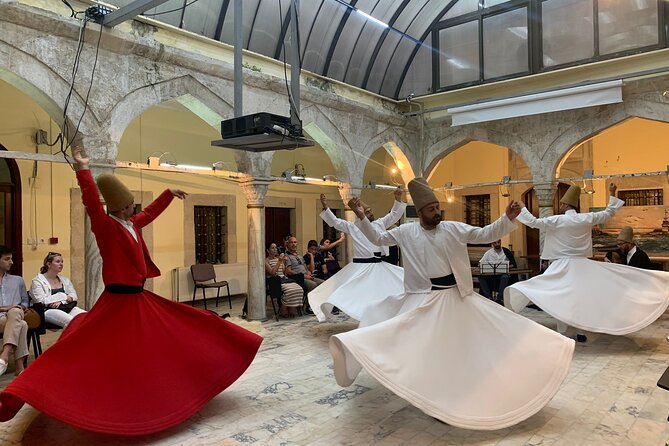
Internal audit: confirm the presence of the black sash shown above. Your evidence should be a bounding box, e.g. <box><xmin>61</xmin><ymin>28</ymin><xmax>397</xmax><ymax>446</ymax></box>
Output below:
<box><xmin>105</xmin><ymin>284</ymin><xmax>144</xmax><ymax>294</ymax></box>
<box><xmin>353</xmin><ymin>257</ymin><xmax>382</xmax><ymax>264</ymax></box>
<box><xmin>373</xmin><ymin>252</ymin><xmax>382</xmax><ymax>257</ymax></box>
<box><xmin>430</xmin><ymin>274</ymin><xmax>456</xmax><ymax>290</ymax></box>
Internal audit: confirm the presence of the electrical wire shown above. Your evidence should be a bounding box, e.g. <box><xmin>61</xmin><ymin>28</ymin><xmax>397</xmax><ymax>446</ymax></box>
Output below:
<box><xmin>65</xmin><ymin>21</ymin><xmax>104</xmax><ymax>156</ymax></box>
<box><xmin>278</xmin><ymin>0</ymin><xmax>302</xmax><ymax>126</ymax></box>
<box><xmin>142</xmin><ymin>0</ymin><xmax>202</xmax><ymax>17</ymax></box>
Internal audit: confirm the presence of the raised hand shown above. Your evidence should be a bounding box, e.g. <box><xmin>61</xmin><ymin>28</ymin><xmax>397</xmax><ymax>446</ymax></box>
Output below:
<box><xmin>320</xmin><ymin>193</ymin><xmax>328</xmax><ymax>210</ymax></box>
<box><xmin>170</xmin><ymin>189</ymin><xmax>188</xmax><ymax>199</ymax></box>
<box><xmin>393</xmin><ymin>187</ymin><xmax>404</xmax><ymax>202</ymax></box>
<box><xmin>72</xmin><ymin>146</ymin><xmax>89</xmax><ymax>170</ymax></box>
<box><xmin>609</xmin><ymin>183</ymin><xmax>617</xmax><ymax>196</ymax></box>
<box><xmin>505</xmin><ymin>200</ymin><xmax>522</xmax><ymax>221</ymax></box>
<box><xmin>347</xmin><ymin>197</ymin><xmax>366</xmax><ymax>219</ymax></box>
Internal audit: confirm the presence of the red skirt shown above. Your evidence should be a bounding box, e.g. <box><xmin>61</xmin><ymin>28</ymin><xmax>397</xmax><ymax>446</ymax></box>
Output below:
<box><xmin>0</xmin><ymin>290</ymin><xmax>262</xmax><ymax>435</ymax></box>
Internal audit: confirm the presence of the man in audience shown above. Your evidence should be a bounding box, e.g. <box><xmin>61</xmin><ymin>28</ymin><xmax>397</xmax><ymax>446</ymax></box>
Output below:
<box><xmin>478</xmin><ymin>240</ymin><xmax>517</xmax><ymax>303</ymax></box>
<box><xmin>0</xmin><ymin>246</ymin><xmax>29</xmax><ymax>376</ymax></box>
<box><xmin>606</xmin><ymin>226</ymin><xmax>654</xmax><ymax>269</ymax></box>
<box><xmin>285</xmin><ymin>236</ymin><xmax>324</xmax><ymax>313</ymax></box>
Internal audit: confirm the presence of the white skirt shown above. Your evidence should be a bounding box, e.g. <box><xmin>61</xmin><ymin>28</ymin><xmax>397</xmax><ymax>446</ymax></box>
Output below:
<box><xmin>330</xmin><ymin>288</ymin><xmax>574</xmax><ymax>430</ymax></box>
<box><xmin>504</xmin><ymin>258</ymin><xmax>669</xmax><ymax>335</ymax></box>
<box><xmin>307</xmin><ymin>261</ymin><xmax>404</xmax><ymax>323</ymax></box>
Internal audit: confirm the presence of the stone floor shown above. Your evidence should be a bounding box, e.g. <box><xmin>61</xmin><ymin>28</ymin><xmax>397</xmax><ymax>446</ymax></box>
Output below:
<box><xmin>1</xmin><ymin>296</ymin><xmax>669</xmax><ymax>446</ymax></box>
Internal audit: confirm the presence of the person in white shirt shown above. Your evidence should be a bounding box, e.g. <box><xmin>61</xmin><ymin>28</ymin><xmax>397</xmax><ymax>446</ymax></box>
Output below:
<box><xmin>478</xmin><ymin>240</ymin><xmax>517</xmax><ymax>302</ymax></box>
<box><xmin>328</xmin><ymin>177</ymin><xmax>574</xmax><ymax>430</ymax></box>
<box><xmin>505</xmin><ymin>183</ymin><xmax>669</xmax><ymax>341</ymax></box>
<box><xmin>30</xmin><ymin>252</ymin><xmax>87</xmax><ymax>328</ymax></box>
<box><xmin>308</xmin><ymin>189</ymin><xmax>406</xmax><ymax>323</ymax></box>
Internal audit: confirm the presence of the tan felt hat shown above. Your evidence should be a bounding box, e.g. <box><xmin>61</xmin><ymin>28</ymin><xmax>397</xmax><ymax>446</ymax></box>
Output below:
<box><xmin>408</xmin><ymin>177</ymin><xmax>438</xmax><ymax>212</ymax></box>
<box><xmin>96</xmin><ymin>173</ymin><xmax>134</xmax><ymax>212</ymax></box>
<box><xmin>559</xmin><ymin>185</ymin><xmax>581</xmax><ymax>208</ymax></box>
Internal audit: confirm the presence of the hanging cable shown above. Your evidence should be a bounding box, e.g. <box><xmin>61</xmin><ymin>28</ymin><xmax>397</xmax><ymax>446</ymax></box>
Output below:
<box><xmin>278</xmin><ymin>0</ymin><xmax>301</xmax><ymax>123</ymax></box>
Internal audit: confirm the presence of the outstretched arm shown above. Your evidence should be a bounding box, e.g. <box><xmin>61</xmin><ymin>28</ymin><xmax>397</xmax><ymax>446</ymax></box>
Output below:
<box><xmin>350</xmin><ymin>197</ymin><xmax>399</xmax><ymax>247</ymax></box>
<box><xmin>73</xmin><ymin>147</ymin><xmax>110</xmax><ymax>225</ymax></box>
<box><xmin>132</xmin><ymin>188</ymin><xmax>187</xmax><ymax>229</ymax></box>
<box><xmin>320</xmin><ymin>194</ymin><xmax>354</xmax><ymax>234</ymax></box>
<box><xmin>591</xmin><ymin>183</ymin><xmax>624</xmax><ymax>225</ymax></box>
<box><xmin>325</xmin><ymin>232</ymin><xmax>346</xmax><ymax>250</ymax></box>
<box><xmin>375</xmin><ymin>187</ymin><xmax>407</xmax><ymax>229</ymax></box>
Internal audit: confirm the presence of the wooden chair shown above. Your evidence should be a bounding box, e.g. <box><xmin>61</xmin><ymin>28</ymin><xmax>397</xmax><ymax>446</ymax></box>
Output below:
<box><xmin>190</xmin><ymin>264</ymin><xmax>231</xmax><ymax>310</ymax></box>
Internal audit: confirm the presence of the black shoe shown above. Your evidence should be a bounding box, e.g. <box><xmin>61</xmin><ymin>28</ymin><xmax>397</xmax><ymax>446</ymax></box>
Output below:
<box><xmin>576</xmin><ymin>334</ymin><xmax>587</xmax><ymax>343</ymax></box>
<box><xmin>305</xmin><ymin>307</ymin><xmax>314</xmax><ymax>315</ymax></box>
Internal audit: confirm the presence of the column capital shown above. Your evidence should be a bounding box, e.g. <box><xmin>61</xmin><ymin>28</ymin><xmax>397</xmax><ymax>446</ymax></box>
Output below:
<box><xmin>533</xmin><ymin>182</ymin><xmax>557</xmax><ymax>208</ymax></box>
<box><xmin>240</xmin><ymin>177</ymin><xmax>271</xmax><ymax>208</ymax></box>
<box><xmin>337</xmin><ymin>183</ymin><xmax>362</xmax><ymax>207</ymax></box>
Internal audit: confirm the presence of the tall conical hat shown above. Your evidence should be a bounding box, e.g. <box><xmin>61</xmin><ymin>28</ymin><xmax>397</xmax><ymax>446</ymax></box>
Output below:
<box><xmin>559</xmin><ymin>185</ymin><xmax>581</xmax><ymax>208</ymax></box>
<box><xmin>96</xmin><ymin>174</ymin><xmax>134</xmax><ymax>212</ymax></box>
<box><xmin>617</xmin><ymin>226</ymin><xmax>634</xmax><ymax>243</ymax></box>
<box><xmin>408</xmin><ymin>177</ymin><xmax>438</xmax><ymax>212</ymax></box>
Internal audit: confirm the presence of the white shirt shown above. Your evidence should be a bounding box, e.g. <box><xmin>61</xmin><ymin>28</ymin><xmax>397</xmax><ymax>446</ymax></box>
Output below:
<box><xmin>110</xmin><ymin>214</ymin><xmax>138</xmax><ymax>242</ymax></box>
<box><xmin>517</xmin><ymin>196</ymin><xmax>624</xmax><ymax>260</ymax></box>
<box><xmin>627</xmin><ymin>245</ymin><xmax>637</xmax><ymax>264</ymax></box>
<box><xmin>480</xmin><ymin>248</ymin><xmax>510</xmax><ymax>266</ymax></box>
<box><xmin>320</xmin><ymin>200</ymin><xmax>406</xmax><ymax>258</ymax></box>
<box><xmin>359</xmin><ymin>214</ymin><xmax>516</xmax><ymax>296</ymax></box>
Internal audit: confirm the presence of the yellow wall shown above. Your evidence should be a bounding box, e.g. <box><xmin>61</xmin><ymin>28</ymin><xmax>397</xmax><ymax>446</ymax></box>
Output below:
<box><xmin>561</xmin><ymin>118</ymin><xmax>669</xmax><ymax>209</ymax></box>
<box><xmin>0</xmin><ymin>79</ymin><xmax>75</xmax><ymax>281</ymax></box>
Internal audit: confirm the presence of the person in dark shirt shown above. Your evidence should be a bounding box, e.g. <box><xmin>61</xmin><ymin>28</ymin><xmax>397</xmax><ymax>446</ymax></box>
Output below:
<box><xmin>606</xmin><ymin>226</ymin><xmax>654</xmax><ymax>270</ymax></box>
<box><xmin>304</xmin><ymin>240</ymin><xmax>327</xmax><ymax>280</ymax></box>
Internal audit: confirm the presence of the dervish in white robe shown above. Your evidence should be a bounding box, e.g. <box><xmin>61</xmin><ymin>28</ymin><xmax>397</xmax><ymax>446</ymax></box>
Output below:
<box><xmin>308</xmin><ymin>192</ymin><xmax>406</xmax><ymax>323</ymax></box>
<box><xmin>505</xmin><ymin>185</ymin><xmax>669</xmax><ymax>336</ymax></box>
<box><xmin>329</xmin><ymin>178</ymin><xmax>575</xmax><ymax>430</ymax></box>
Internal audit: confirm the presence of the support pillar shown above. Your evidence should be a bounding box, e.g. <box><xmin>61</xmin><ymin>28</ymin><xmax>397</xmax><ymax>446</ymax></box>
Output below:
<box><xmin>80</xmin><ymin>136</ymin><xmax>115</xmax><ymax>310</ymax></box>
<box><xmin>241</xmin><ymin>178</ymin><xmax>271</xmax><ymax>321</ymax></box>
<box><xmin>533</xmin><ymin>182</ymin><xmax>557</xmax><ymax>255</ymax></box>
<box><xmin>337</xmin><ymin>184</ymin><xmax>362</xmax><ymax>265</ymax></box>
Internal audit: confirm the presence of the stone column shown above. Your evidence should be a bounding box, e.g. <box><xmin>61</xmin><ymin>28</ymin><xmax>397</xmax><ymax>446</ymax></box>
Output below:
<box><xmin>80</xmin><ymin>136</ymin><xmax>115</xmax><ymax>309</ymax></box>
<box><xmin>533</xmin><ymin>182</ymin><xmax>557</xmax><ymax>255</ymax></box>
<box><xmin>338</xmin><ymin>184</ymin><xmax>362</xmax><ymax>265</ymax></box>
<box><xmin>240</xmin><ymin>178</ymin><xmax>271</xmax><ymax>321</ymax></box>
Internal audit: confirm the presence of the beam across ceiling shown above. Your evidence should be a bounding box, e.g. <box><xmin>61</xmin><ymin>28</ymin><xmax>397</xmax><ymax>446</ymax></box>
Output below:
<box><xmin>100</xmin><ymin>0</ymin><xmax>172</xmax><ymax>27</ymax></box>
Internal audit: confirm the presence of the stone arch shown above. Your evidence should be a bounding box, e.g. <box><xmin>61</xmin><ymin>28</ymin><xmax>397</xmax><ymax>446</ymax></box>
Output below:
<box><xmin>300</xmin><ymin>105</ymin><xmax>355</xmax><ymax>185</ymax></box>
<box><xmin>0</xmin><ymin>43</ymin><xmax>100</xmax><ymax>140</ymax></box>
<box><xmin>107</xmin><ymin>75</ymin><xmax>233</xmax><ymax>147</ymax></box>
<box><xmin>364</xmin><ymin>127</ymin><xmax>417</xmax><ymax>185</ymax></box>
<box><xmin>543</xmin><ymin>101</ymin><xmax>669</xmax><ymax>181</ymax></box>
<box><xmin>424</xmin><ymin>126</ymin><xmax>533</xmax><ymax>180</ymax></box>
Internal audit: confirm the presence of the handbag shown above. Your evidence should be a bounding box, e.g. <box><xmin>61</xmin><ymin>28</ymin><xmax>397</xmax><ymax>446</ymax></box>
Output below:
<box><xmin>23</xmin><ymin>308</ymin><xmax>42</xmax><ymax>330</ymax></box>
<box><xmin>57</xmin><ymin>301</ymin><xmax>78</xmax><ymax>313</ymax></box>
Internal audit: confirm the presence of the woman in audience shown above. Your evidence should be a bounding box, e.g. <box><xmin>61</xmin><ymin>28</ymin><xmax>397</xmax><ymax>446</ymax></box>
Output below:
<box><xmin>266</xmin><ymin>242</ymin><xmax>303</xmax><ymax>317</ymax></box>
<box><xmin>30</xmin><ymin>252</ymin><xmax>87</xmax><ymax>328</ymax></box>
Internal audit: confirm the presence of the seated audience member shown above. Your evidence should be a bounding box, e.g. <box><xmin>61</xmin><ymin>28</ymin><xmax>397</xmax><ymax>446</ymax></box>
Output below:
<box><xmin>478</xmin><ymin>240</ymin><xmax>518</xmax><ymax>302</ymax></box>
<box><xmin>30</xmin><ymin>252</ymin><xmax>87</xmax><ymax>328</ymax></box>
<box><xmin>0</xmin><ymin>245</ymin><xmax>29</xmax><ymax>376</ymax></box>
<box><xmin>320</xmin><ymin>235</ymin><xmax>344</xmax><ymax>276</ymax></box>
<box><xmin>304</xmin><ymin>240</ymin><xmax>328</xmax><ymax>280</ymax></box>
<box><xmin>265</xmin><ymin>243</ymin><xmax>303</xmax><ymax>318</ymax></box>
<box><xmin>285</xmin><ymin>236</ymin><xmax>324</xmax><ymax>299</ymax></box>
<box><xmin>320</xmin><ymin>233</ymin><xmax>345</xmax><ymax>256</ymax></box>
<box><xmin>605</xmin><ymin>226</ymin><xmax>654</xmax><ymax>270</ymax></box>
<box><xmin>278</xmin><ymin>234</ymin><xmax>293</xmax><ymax>255</ymax></box>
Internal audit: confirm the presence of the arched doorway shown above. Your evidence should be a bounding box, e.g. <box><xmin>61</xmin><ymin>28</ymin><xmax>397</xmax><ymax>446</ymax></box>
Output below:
<box><xmin>522</xmin><ymin>183</ymin><xmax>571</xmax><ymax>274</ymax></box>
<box><xmin>0</xmin><ymin>146</ymin><xmax>22</xmax><ymax>275</ymax></box>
